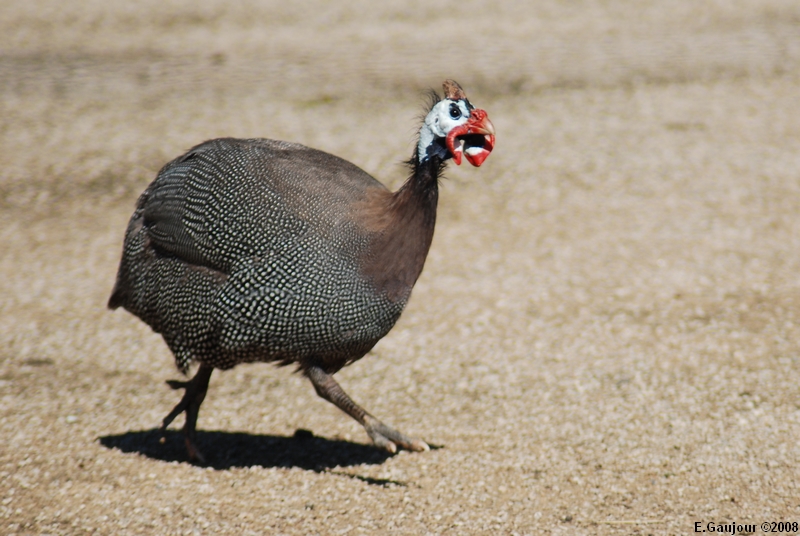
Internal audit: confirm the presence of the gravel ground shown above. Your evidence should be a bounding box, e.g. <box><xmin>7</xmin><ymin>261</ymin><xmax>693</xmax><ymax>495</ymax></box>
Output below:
<box><xmin>2</xmin><ymin>1</ymin><xmax>800</xmax><ymax>534</ymax></box>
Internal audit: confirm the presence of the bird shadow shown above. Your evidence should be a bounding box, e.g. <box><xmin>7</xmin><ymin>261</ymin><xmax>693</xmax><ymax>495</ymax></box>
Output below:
<box><xmin>98</xmin><ymin>428</ymin><xmax>397</xmax><ymax>477</ymax></box>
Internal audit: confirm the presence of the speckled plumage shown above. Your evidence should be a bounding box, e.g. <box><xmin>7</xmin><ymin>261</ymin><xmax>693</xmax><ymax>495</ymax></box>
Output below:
<box><xmin>110</xmin><ymin>138</ymin><xmax>406</xmax><ymax>374</ymax></box>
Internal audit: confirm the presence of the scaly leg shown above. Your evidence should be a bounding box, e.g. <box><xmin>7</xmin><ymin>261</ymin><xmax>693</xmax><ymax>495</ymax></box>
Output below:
<box><xmin>304</xmin><ymin>364</ymin><xmax>429</xmax><ymax>453</ymax></box>
<box><xmin>161</xmin><ymin>364</ymin><xmax>213</xmax><ymax>463</ymax></box>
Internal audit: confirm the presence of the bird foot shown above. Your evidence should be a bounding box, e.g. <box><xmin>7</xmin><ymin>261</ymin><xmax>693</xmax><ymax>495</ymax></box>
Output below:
<box><xmin>160</xmin><ymin>379</ymin><xmax>193</xmax><ymax>429</ymax></box>
<box><xmin>363</xmin><ymin>415</ymin><xmax>429</xmax><ymax>454</ymax></box>
<box><xmin>159</xmin><ymin>366</ymin><xmax>213</xmax><ymax>464</ymax></box>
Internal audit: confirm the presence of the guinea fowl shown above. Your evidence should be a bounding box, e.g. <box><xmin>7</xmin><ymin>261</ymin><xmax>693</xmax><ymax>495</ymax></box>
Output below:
<box><xmin>108</xmin><ymin>79</ymin><xmax>495</xmax><ymax>462</ymax></box>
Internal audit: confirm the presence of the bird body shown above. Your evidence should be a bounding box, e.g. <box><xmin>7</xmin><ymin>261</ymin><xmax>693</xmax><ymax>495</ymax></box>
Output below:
<box><xmin>110</xmin><ymin>138</ymin><xmax>415</xmax><ymax>373</ymax></box>
<box><xmin>109</xmin><ymin>80</ymin><xmax>495</xmax><ymax>460</ymax></box>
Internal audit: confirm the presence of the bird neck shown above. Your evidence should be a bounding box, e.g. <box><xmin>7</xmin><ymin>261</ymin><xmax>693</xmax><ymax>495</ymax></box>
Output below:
<box><xmin>394</xmin><ymin>152</ymin><xmax>443</xmax><ymax>213</ymax></box>
<box><xmin>359</xmin><ymin>155</ymin><xmax>444</xmax><ymax>302</ymax></box>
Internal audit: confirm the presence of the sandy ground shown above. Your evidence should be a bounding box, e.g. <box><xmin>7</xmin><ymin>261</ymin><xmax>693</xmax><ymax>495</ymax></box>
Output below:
<box><xmin>2</xmin><ymin>1</ymin><xmax>800</xmax><ymax>534</ymax></box>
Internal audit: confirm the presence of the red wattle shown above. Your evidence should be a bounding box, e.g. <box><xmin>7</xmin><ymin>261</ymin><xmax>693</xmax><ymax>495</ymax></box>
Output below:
<box><xmin>465</xmin><ymin>148</ymin><xmax>490</xmax><ymax>167</ymax></box>
<box><xmin>445</xmin><ymin>109</ymin><xmax>495</xmax><ymax>166</ymax></box>
<box><xmin>446</xmin><ymin>124</ymin><xmax>468</xmax><ymax>166</ymax></box>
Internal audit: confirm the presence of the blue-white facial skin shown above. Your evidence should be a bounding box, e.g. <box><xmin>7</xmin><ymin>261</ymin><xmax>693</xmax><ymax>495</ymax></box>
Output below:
<box><xmin>417</xmin><ymin>99</ymin><xmax>473</xmax><ymax>162</ymax></box>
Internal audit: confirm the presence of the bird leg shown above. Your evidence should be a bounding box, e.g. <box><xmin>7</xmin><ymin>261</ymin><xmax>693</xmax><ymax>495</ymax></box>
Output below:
<box><xmin>160</xmin><ymin>364</ymin><xmax>214</xmax><ymax>463</ymax></box>
<box><xmin>304</xmin><ymin>365</ymin><xmax>429</xmax><ymax>454</ymax></box>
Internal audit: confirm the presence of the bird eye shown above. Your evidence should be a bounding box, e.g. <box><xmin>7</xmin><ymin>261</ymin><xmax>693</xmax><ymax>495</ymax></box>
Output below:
<box><xmin>449</xmin><ymin>103</ymin><xmax>461</xmax><ymax>119</ymax></box>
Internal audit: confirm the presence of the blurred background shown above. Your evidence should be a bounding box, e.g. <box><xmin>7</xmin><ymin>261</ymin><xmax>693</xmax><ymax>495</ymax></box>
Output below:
<box><xmin>3</xmin><ymin>1</ymin><xmax>799</xmax><ymax>203</ymax></box>
<box><xmin>2</xmin><ymin>1</ymin><xmax>800</xmax><ymax>534</ymax></box>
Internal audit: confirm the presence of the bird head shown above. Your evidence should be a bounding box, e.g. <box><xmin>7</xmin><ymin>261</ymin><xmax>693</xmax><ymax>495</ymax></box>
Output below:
<box><xmin>417</xmin><ymin>80</ymin><xmax>495</xmax><ymax>167</ymax></box>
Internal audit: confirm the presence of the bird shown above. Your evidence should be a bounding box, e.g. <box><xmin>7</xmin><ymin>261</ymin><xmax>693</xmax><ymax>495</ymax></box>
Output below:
<box><xmin>108</xmin><ymin>79</ymin><xmax>495</xmax><ymax>462</ymax></box>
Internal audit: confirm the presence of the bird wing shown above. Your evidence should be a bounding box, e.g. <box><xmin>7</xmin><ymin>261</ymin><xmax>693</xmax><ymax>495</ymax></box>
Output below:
<box><xmin>140</xmin><ymin>147</ymin><xmax>231</xmax><ymax>272</ymax></box>
<box><xmin>139</xmin><ymin>137</ymin><xmax>388</xmax><ymax>274</ymax></box>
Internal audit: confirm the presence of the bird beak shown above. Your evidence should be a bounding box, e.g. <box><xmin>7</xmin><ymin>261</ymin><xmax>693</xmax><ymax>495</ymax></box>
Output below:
<box><xmin>446</xmin><ymin>108</ymin><xmax>496</xmax><ymax>167</ymax></box>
